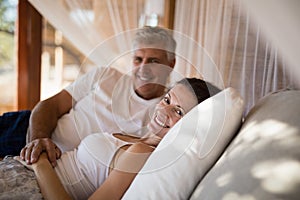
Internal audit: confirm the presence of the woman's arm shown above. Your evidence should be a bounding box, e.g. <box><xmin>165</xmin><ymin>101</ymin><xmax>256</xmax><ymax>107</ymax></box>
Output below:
<box><xmin>89</xmin><ymin>143</ymin><xmax>155</xmax><ymax>200</ymax></box>
<box><xmin>31</xmin><ymin>153</ymin><xmax>71</xmax><ymax>200</ymax></box>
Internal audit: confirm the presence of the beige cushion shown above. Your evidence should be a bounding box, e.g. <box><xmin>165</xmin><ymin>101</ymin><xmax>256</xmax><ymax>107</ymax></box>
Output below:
<box><xmin>123</xmin><ymin>88</ymin><xmax>244</xmax><ymax>200</ymax></box>
<box><xmin>190</xmin><ymin>89</ymin><xmax>300</xmax><ymax>200</ymax></box>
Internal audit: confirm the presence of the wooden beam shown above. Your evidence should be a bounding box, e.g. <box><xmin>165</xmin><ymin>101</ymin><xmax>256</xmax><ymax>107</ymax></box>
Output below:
<box><xmin>164</xmin><ymin>0</ymin><xmax>176</xmax><ymax>29</ymax></box>
<box><xmin>17</xmin><ymin>0</ymin><xmax>42</xmax><ymax>110</ymax></box>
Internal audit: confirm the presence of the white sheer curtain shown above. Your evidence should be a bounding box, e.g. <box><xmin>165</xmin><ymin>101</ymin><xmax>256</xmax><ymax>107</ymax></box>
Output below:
<box><xmin>173</xmin><ymin>0</ymin><xmax>298</xmax><ymax>113</ymax></box>
<box><xmin>28</xmin><ymin>0</ymin><xmax>299</xmax><ymax>114</ymax></box>
<box><xmin>28</xmin><ymin>0</ymin><xmax>146</xmax><ymax>71</ymax></box>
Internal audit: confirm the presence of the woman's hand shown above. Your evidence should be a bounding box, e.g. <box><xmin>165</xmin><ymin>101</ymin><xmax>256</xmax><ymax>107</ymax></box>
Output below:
<box><xmin>20</xmin><ymin>138</ymin><xmax>61</xmax><ymax>167</ymax></box>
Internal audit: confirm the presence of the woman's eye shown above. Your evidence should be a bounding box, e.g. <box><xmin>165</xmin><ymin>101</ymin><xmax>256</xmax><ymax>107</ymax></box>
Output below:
<box><xmin>163</xmin><ymin>97</ymin><xmax>170</xmax><ymax>104</ymax></box>
<box><xmin>175</xmin><ymin>108</ymin><xmax>183</xmax><ymax>117</ymax></box>
<box><xmin>174</xmin><ymin>106</ymin><xmax>185</xmax><ymax>117</ymax></box>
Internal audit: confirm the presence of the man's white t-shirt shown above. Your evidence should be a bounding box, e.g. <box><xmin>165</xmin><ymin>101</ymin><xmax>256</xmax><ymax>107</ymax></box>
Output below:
<box><xmin>51</xmin><ymin>67</ymin><xmax>161</xmax><ymax>152</ymax></box>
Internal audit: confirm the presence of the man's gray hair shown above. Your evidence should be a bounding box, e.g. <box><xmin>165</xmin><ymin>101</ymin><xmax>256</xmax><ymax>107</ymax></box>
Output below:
<box><xmin>132</xmin><ymin>26</ymin><xmax>177</xmax><ymax>61</ymax></box>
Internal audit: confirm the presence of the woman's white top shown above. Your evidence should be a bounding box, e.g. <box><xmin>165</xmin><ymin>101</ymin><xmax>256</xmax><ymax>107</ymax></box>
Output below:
<box><xmin>54</xmin><ymin>132</ymin><xmax>132</xmax><ymax>200</ymax></box>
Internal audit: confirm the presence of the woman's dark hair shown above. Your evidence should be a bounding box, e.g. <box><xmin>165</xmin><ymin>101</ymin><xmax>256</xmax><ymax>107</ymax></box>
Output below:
<box><xmin>177</xmin><ymin>78</ymin><xmax>221</xmax><ymax>104</ymax></box>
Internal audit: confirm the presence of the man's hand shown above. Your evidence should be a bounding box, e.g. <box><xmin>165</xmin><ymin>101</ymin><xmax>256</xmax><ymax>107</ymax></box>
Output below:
<box><xmin>20</xmin><ymin>138</ymin><xmax>61</xmax><ymax>167</ymax></box>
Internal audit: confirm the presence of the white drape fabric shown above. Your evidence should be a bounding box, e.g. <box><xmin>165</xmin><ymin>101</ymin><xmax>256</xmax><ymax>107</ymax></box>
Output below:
<box><xmin>28</xmin><ymin>0</ymin><xmax>146</xmax><ymax>70</ymax></box>
<box><xmin>28</xmin><ymin>0</ymin><xmax>299</xmax><ymax>114</ymax></box>
<box><xmin>242</xmin><ymin>0</ymin><xmax>300</xmax><ymax>87</ymax></box>
<box><xmin>173</xmin><ymin>0</ymin><xmax>298</xmax><ymax>113</ymax></box>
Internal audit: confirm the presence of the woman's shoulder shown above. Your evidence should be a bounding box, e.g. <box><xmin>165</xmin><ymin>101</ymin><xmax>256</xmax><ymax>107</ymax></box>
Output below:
<box><xmin>126</xmin><ymin>142</ymin><xmax>155</xmax><ymax>153</ymax></box>
<box><xmin>112</xmin><ymin>133</ymin><xmax>141</xmax><ymax>143</ymax></box>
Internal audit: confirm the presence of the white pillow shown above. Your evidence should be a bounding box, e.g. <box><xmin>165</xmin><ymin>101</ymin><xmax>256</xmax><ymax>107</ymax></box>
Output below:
<box><xmin>122</xmin><ymin>87</ymin><xmax>244</xmax><ymax>200</ymax></box>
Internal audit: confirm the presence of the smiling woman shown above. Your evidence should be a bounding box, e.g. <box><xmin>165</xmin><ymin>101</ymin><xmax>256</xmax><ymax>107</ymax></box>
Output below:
<box><xmin>147</xmin><ymin>78</ymin><xmax>220</xmax><ymax>139</ymax></box>
<box><xmin>0</xmin><ymin>77</ymin><xmax>220</xmax><ymax>200</ymax></box>
<box><xmin>86</xmin><ymin>77</ymin><xmax>220</xmax><ymax>200</ymax></box>
<box><xmin>146</xmin><ymin>81</ymin><xmax>199</xmax><ymax>138</ymax></box>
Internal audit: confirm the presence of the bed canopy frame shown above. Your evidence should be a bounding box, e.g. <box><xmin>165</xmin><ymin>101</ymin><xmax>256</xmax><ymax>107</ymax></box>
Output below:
<box><xmin>26</xmin><ymin>0</ymin><xmax>299</xmax><ymax>114</ymax></box>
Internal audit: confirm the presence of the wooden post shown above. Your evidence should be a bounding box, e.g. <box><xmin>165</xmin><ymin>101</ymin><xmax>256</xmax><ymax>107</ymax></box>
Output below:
<box><xmin>164</xmin><ymin>0</ymin><xmax>176</xmax><ymax>29</ymax></box>
<box><xmin>17</xmin><ymin>0</ymin><xmax>42</xmax><ymax>110</ymax></box>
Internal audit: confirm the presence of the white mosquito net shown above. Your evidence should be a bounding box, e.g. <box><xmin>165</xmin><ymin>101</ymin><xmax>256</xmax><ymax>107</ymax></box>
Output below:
<box><xmin>28</xmin><ymin>0</ymin><xmax>300</xmax><ymax>114</ymax></box>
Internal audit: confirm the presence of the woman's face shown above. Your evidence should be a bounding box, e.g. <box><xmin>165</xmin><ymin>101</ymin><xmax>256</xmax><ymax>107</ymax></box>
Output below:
<box><xmin>147</xmin><ymin>83</ymin><xmax>198</xmax><ymax>138</ymax></box>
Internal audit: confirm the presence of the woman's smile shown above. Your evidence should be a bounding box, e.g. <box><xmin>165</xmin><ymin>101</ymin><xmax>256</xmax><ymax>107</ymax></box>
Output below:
<box><xmin>154</xmin><ymin>115</ymin><xmax>170</xmax><ymax>128</ymax></box>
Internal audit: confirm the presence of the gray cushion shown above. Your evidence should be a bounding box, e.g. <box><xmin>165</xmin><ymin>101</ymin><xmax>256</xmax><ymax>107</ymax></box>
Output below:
<box><xmin>190</xmin><ymin>89</ymin><xmax>300</xmax><ymax>200</ymax></box>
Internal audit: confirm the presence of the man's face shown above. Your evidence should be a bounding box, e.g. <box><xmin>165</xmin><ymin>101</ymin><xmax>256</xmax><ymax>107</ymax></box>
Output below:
<box><xmin>132</xmin><ymin>48</ymin><xmax>175</xmax><ymax>100</ymax></box>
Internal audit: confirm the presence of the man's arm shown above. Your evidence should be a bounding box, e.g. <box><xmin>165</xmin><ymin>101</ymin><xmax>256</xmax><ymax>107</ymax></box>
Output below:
<box><xmin>89</xmin><ymin>143</ymin><xmax>154</xmax><ymax>200</ymax></box>
<box><xmin>20</xmin><ymin>90</ymin><xmax>73</xmax><ymax>166</ymax></box>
